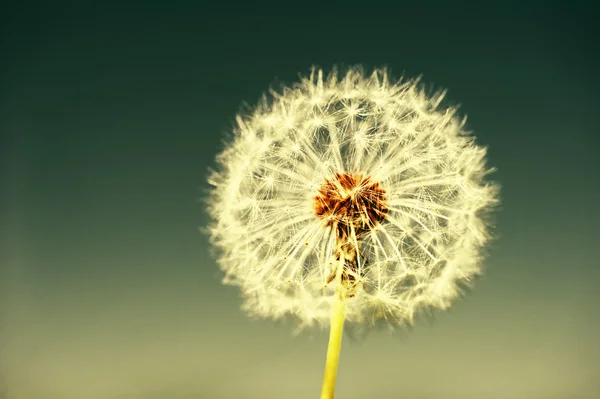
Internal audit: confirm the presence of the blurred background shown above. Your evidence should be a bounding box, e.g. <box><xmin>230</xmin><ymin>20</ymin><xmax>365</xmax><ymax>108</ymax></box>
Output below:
<box><xmin>1</xmin><ymin>2</ymin><xmax>598</xmax><ymax>398</ymax></box>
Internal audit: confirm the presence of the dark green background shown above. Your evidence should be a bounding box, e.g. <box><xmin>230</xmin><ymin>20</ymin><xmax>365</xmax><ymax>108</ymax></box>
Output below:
<box><xmin>1</xmin><ymin>2</ymin><xmax>598</xmax><ymax>398</ymax></box>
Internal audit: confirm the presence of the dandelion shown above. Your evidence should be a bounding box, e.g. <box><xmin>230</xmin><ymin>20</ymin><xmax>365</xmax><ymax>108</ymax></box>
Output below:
<box><xmin>206</xmin><ymin>66</ymin><xmax>499</xmax><ymax>398</ymax></box>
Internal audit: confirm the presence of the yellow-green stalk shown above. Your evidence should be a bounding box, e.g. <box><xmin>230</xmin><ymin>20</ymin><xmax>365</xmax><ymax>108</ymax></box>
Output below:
<box><xmin>320</xmin><ymin>289</ymin><xmax>346</xmax><ymax>399</ymax></box>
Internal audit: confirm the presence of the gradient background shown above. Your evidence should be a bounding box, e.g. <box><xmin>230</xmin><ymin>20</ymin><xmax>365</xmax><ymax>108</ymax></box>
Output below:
<box><xmin>1</xmin><ymin>2</ymin><xmax>599</xmax><ymax>398</ymax></box>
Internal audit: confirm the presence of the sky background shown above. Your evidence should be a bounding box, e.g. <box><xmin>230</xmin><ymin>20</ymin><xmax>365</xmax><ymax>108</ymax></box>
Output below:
<box><xmin>1</xmin><ymin>2</ymin><xmax>599</xmax><ymax>398</ymax></box>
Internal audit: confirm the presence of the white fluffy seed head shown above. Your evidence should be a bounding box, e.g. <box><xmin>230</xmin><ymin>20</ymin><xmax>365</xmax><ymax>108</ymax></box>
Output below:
<box><xmin>206</xmin><ymin>66</ymin><xmax>500</xmax><ymax>331</ymax></box>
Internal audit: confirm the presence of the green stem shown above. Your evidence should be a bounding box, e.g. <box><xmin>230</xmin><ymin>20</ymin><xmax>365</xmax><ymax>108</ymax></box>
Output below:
<box><xmin>320</xmin><ymin>290</ymin><xmax>346</xmax><ymax>399</ymax></box>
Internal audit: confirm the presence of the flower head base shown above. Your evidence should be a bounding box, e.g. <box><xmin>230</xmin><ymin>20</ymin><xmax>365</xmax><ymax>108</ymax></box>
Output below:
<box><xmin>207</xmin><ymin>66</ymin><xmax>499</xmax><ymax>331</ymax></box>
<box><xmin>314</xmin><ymin>172</ymin><xmax>388</xmax><ymax>237</ymax></box>
<box><xmin>314</xmin><ymin>172</ymin><xmax>388</xmax><ymax>298</ymax></box>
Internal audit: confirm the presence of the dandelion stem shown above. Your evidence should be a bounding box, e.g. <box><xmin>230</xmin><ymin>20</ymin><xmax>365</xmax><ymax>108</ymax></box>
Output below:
<box><xmin>320</xmin><ymin>290</ymin><xmax>346</xmax><ymax>399</ymax></box>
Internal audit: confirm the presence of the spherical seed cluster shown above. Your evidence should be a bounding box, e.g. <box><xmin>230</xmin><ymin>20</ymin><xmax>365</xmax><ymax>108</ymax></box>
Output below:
<box><xmin>206</xmin><ymin>66</ymin><xmax>499</xmax><ymax>330</ymax></box>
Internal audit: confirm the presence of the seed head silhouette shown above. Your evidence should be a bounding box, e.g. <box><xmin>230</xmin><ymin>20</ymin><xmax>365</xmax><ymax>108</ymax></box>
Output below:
<box><xmin>206</xmin><ymin>65</ymin><xmax>499</xmax><ymax>398</ymax></box>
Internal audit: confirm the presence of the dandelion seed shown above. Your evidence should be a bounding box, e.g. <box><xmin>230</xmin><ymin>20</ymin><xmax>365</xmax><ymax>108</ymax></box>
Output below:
<box><xmin>206</xmin><ymin>65</ymin><xmax>500</xmax><ymax>398</ymax></box>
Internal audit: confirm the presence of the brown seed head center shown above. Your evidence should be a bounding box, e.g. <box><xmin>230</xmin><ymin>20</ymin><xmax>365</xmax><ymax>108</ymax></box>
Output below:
<box><xmin>314</xmin><ymin>172</ymin><xmax>388</xmax><ymax>238</ymax></box>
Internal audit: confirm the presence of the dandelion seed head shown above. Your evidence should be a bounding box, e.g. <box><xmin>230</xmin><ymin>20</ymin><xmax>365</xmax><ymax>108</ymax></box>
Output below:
<box><xmin>207</xmin><ymin>65</ymin><xmax>500</xmax><ymax>331</ymax></box>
